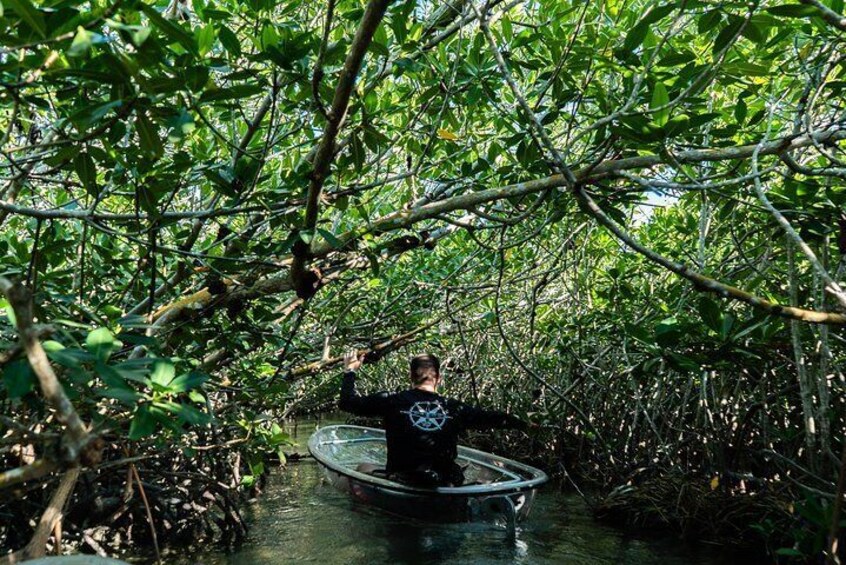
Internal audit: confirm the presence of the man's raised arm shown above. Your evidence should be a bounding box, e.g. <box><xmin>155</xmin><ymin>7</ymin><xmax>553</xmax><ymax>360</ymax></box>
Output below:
<box><xmin>338</xmin><ymin>350</ymin><xmax>390</xmax><ymax>417</ymax></box>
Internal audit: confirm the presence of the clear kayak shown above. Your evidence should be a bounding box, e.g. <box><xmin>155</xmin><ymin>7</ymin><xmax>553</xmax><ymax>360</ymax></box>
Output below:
<box><xmin>308</xmin><ymin>425</ymin><xmax>548</xmax><ymax>524</ymax></box>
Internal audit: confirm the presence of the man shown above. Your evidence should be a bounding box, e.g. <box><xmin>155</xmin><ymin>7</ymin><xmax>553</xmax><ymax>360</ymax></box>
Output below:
<box><xmin>339</xmin><ymin>351</ymin><xmax>527</xmax><ymax>487</ymax></box>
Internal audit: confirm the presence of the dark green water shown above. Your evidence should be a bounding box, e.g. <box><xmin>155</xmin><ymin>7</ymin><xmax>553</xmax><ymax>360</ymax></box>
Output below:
<box><xmin>182</xmin><ymin>420</ymin><xmax>753</xmax><ymax>564</ymax></box>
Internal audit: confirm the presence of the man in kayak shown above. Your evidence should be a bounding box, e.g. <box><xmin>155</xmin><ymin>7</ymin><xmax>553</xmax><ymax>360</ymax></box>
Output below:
<box><xmin>339</xmin><ymin>350</ymin><xmax>527</xmax><ymax>487</ymax></box>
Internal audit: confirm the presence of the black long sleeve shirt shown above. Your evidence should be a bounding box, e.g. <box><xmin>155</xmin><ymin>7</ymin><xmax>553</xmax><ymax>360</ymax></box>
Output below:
<box><xmin>339</xmin><ymin>371</ymin><xmax>525</xmax><ymax>482</ymax></box>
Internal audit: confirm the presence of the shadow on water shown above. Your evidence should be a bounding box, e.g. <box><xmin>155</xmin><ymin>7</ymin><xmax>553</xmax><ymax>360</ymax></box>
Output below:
<box><xmin>174</xmin><ymin>420</ymin><xmax>763</xmax><ymax>564</ymax></box>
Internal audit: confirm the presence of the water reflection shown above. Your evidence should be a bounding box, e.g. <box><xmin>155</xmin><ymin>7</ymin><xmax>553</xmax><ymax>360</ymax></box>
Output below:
<box><xmin>382</xmin><ymin>521</ymin><xmax>463</xmax><ymax>563</ymax></box>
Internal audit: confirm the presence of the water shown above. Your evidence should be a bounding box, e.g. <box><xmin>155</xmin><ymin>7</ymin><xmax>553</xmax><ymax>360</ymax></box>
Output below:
<box><xmin>182</xmin><ymin>420</ymin><xmax>753</xmax><ymax>564</ymax></box>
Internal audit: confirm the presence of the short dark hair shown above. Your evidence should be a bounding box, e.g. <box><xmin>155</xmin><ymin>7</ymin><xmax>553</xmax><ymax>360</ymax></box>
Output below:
<box><xmin>410</xmin><ymin>354</ymin><xmax>440</xmax><ymax>385</ymax></box>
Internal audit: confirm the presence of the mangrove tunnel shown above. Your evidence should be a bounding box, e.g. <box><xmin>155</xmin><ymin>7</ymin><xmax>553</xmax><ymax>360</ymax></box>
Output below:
<box><xmin>2</xmin><ymin>0</ymin><xmax>846</xmax><ymax>562</ymax></box>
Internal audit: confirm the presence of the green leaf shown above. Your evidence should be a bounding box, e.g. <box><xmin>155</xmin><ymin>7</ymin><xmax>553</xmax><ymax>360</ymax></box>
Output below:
<box><xmin>734</xmin><ymin>98</ymin><xmax>747</xmax><ymax>124</ymax></box>
<box><xmin>698</xmin><ymin>297</ymin><xmax>723</xmax><ymax>334</ymax></box>
<box><xmin>0</xmin><ymin>298</ymin><xmax>17</xmax><ymax>327</ymax></box>
<box><xmin>664</xmin><ymin>113</ymin><xmax>690</xmax><ymax>137</ymax></box>
<box><xmin>219</xmin><ymin>25</ymin><xmax>241</xmax><ymax>56</ymax></box>
<box><xmin>261</xmin><ymin>23</ymin><xmax>279</xmax><ymax>49</ymax></box>
<box><xmin>201</xmin><ymin>8</ymin><xmax>233</xmax><ymax>20</ymax></box>
<box><xmin>200</xmin><ymin>84</ymin><xmax>263</xmax><ymax>103</ymax></box>
<box><xmin>168</xmin><ymin>108</ymin><xmax>195</xmax><ymax>141</ymax></box>
<box><xmin>317</xmin><ymin>228</ymin><xmax>344</xmax><ymax>249</ymax></box>
<box><xmin>720</xmin><ymin>313</ymin><xmax>735</xmax><ymax>340</ymax></box>
<box><xmin>350</xmin><ymin>133</ymin><xmax>365</xmax><ymax>172</ymax></box>
<box><xmin>623</xmin><ymin>3</ymin><xmax>677</xmax><ymax>53</ymax></box>
<box><xmin>72</xmin><ymin>100</ymin><xmax>123</xmax><ymax>131</ymax></box>
<box><xmin>150</xmin><ymin>359</ymin><xmax>176</xmax><ymax>389</ymax></box>
<box><xmin>168</xmin><ymin>371</ymin><xmax>208</xmax><ymax>393</ymax></box>
<box><xmin>740</xmin><ymin>21</ymin><xmax>766</xmax><ymax>44</ymax></box>
<box><xmin>86</xmin><ymin>327</ymin><xmax>122</xmax><ymax>361</ymax></box>
<box><xmin>46</xmin><ymin>348</ymin><xmax>85</xmax><ymax>369</ymax></box>
<box><xmin>370</xmin><ymin>24</ymin><xmax>389</xmax><ymax>57</ymax></box>
<box><xmin>654</xmin><ymin>316</ymin><xmax>681</xmax><ymax>346</ymax></box>
<box><xmin>248</xmin><ymin>455</ymin><xmax>264</xmax><ymax>476</ymax></box>
<box><xmin>111</xmin><ymin>360</ymin><xmax>154</xmax><ymax>385</ymax></box>
<box><xmin>42</xmin><ymin>340</ymin><xmax>65</xmax><ymax>352</ymax></box>
<box><xmin>164</xmin><ymin>67</ymin><xmax>205</xmax><ymax>93</ymax></box>
<box><xmin>196</xmin><ymin>24</ymin><xmax>215</xmax><ymax>56</ymax></box>
<box><xmin>74</xmin><ymin>151</ymin><xmax>97</xmax><ymax>197</ymax></box>
<box><xmin>68</xmin><ymin>27</ymin><xmax>92</xmax><ymax>57</ymax></box>
<box><xmin>765</xmin><ymin>4</ymin><xmax>819</xmax><ymax>17</ymax></box>
<box><xmin>140</xmin><ymin>4</ymin><xmax>197</xmax><ymax>52</ymax></box>
<box><xmin>157</xmin><ymin>400</ymin><xmax>210</xmax><ymax>425</ymax></box>
<box><xmin>3</xmin><ymin>359</ymin><xmax>35</xmax><ymax>399</ymax></box>
<box><xmin>298</xmin><ymin>229</ymin><xmax>313</xmax><ymax>244</ymax></box>
<box><xmin>723</xmin><ymin>61</ymin><xmax>770</xmax><ymax>76</ymax></box>
<box><xmin>132</xmin><ymin>26</ymin><xmax>152</xmax><ymax>46</ymax></box>
<box><xmin>137</xmin><ymin>185</ymin><xmax>162</xmax><ymax>217</ymax></box>
<box><xmin>668</xmin><ymin>351</ymin><xmax>700</xmax><ymax>372</ymax></box>
<box><xmin>686</xmin><ymin>112</ymin><xmax>721</xmax><ymax>129</ymax></box>
<box><xmin>657</xmin><ymin>50</ymin><xmax>695</xmax><ymax>67</ymax></box>
<box><xmin>501</xmin><ymin>16</ymin><xmax>513</xmax><ymax>39</ymax></box>
<box><xmin>136</xmin><ymin>112</ymin><xmax>163</xmax><ymax>159</ymax></box>
<box><xmin>95</xmin><ymin>360</ymin><xmax>127</xmax><ymax>388</ymax></box>
<box><xmin>98</xmin><ymin>387</ymin><xmax>143</xmax><ymax>405</ymax></box>
<box><xmin>173</xmin><ymin>403</ymin><xmax>209</xmax><ymax>425</ymax></box>
<box><xmin>697</xmin><ymin>10</ymin><xmax>722</xmax><ymax>33</ymax></box>
<box><xmin>5</xmin><ymin>0</ymin><xmax>46</xmax><ymax>38</ymax></box>
<box><xmin>713</xmin><ymin>19</ymin><xmax>743</xmax><ymax>56</ymax></box>
<box><xmin>622</xmin><ymin>20</ymin><xmax>650</xmax><ymax>53</ymax></box>
<box><xmin>129</xmin><ymin>406</ymin><xmax>156</xmax><ymax>439</ymax></box>
<box><xmin>650</xmin><ymin>82</ymin><xmax>670</xmax><ymax>126</ymax></box>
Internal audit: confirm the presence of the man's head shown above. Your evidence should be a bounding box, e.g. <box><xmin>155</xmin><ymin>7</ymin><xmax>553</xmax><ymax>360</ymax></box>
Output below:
<box><xmin>410</xmin><ymin>353</ymin><xmax>441</xmax><ymax>387</ymax></box>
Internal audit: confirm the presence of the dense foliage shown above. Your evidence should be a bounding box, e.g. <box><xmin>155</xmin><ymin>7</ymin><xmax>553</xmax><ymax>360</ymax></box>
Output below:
<box><xmin>1</xmin><ymin>0</ymin><xmax>846</xmax><ymax>560</ymax></box>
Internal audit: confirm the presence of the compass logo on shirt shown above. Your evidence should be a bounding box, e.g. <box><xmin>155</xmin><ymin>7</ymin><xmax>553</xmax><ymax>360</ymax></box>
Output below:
<box><xmin>402</xmin><ymin>401</ymin><xmax>450</xmax><ymax>431</ymax></box>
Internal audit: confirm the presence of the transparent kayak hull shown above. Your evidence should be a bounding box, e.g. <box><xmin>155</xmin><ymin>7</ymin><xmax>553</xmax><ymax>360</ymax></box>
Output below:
<box><xmin>308</xmin><ymin>425</ymin><xmax>548</xmax><ymax>523</ymax></box>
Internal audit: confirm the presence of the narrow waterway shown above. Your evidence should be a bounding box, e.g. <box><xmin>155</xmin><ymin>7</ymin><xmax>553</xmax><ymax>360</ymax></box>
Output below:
<box><xmin>181</xmin><ymin>420</ymin><xmax>757</xmax><ymax>564</ymax></box>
